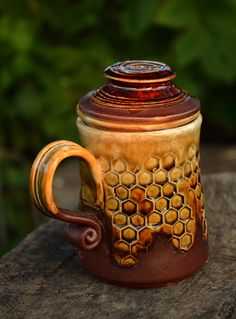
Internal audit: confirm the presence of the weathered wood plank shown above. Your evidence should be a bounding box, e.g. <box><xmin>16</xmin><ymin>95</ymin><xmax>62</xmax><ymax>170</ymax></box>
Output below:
<box><xmin>0</xmin><ymin>173</ymin><xmax>236</xmax><ymax>319</ymax></box>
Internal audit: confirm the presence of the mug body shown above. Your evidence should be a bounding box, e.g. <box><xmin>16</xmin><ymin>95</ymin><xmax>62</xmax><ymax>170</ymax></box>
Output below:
<box><xmin>74</xmin><ymin>114</ymin><xmax>208</xmax><ymax>287</ymax></box>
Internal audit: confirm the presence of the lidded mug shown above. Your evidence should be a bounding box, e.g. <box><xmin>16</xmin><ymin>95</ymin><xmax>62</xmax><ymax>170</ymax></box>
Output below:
<box><xmin>30</xmin><ymin>61</ymin><xmax>208</xmax><ymax>288</ymax></box>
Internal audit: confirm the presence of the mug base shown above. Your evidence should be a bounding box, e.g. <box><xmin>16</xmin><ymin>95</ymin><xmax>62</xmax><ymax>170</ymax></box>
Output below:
<box><xmin>70</xmin><ymin>226</ymin><xmax>208</xmax><ymax>288</ymax></box>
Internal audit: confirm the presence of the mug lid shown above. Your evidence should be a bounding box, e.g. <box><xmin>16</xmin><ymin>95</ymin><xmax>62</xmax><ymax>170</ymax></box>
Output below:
<box><xmin>77</xmin><ymin>60</ymin><xmax>200</xmax><ymax>131</ymax></box>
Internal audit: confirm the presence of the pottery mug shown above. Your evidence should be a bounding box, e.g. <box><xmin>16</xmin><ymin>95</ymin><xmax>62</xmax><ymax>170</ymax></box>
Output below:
<box><xmin>30</xmin><ymin>61</ymin><xmax>208</xmax><ymax>288</ymax></box>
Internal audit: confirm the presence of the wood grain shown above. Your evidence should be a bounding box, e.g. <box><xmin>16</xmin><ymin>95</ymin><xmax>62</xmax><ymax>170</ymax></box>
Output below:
<box><xmin>0</xmin><ymin>173</ymin><xmax>235</xmax><ymax>319</ymax></box>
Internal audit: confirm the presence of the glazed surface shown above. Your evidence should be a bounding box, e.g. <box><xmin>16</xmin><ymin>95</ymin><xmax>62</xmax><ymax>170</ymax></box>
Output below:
<box><xmin>77</xmin><ymin>114</ymin><xmax>207</xmax><ymax>267</ymax></box>
<box><xmin>78</xmin><ymin>60</ymin><xmax>200</xmax><ymax>131</ymax></box>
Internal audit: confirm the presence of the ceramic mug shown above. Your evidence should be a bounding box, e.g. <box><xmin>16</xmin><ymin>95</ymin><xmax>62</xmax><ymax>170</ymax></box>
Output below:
<box><xmin>30</xmin><ymin>61</ymin><xmax>208</xmax><ymax>287</ymax></box>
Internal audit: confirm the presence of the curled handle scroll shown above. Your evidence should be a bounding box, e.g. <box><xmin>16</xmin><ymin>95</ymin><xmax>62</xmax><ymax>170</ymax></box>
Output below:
<box><xmin>30</xmin><ymin>140</ymin><xmax>104</xmax><ymax>250</ymax></box>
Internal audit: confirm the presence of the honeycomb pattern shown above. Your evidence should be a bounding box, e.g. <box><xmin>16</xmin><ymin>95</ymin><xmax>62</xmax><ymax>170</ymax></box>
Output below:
<box><xmin>97</xmin><ymin>148</ymin><xmax>207</xmax><ymax>267</ymax></box>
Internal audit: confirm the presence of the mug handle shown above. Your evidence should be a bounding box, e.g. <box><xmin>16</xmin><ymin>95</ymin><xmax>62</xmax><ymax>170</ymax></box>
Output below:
<box><xmin>30</xmin><ymin>140</ymin><xmax>104</xmax><ymax>250</ymax></box>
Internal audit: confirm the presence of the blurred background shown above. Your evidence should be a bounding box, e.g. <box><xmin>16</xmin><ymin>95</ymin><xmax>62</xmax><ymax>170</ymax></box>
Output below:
<box><xmin>0</xmin><ymin>0</ymin><xmax>236</xmax><ymax>256</ymax></box>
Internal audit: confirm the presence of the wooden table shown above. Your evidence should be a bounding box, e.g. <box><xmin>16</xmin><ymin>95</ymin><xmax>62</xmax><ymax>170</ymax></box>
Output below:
<box><xmin>0</xmin><ymin>173</ymin><xmax>235</xmax><ymax>319</ymax></box>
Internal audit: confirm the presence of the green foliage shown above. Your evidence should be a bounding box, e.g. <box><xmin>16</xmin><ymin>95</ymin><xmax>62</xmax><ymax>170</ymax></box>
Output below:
<box><xmin>0</xmin><ymin>0</ymin><xmax>235</xmax><ymax>254</ymax></box>
<box><xmin>0</xmin><ymin>154</ymin><xmax>32</xmax><ymax>255</ymax></box>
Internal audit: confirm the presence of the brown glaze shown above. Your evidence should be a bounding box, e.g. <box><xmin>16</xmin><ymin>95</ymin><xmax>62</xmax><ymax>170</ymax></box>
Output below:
<box><xmin>78</xmin><ymin>61</ymin><xmax>200</xmax><ymax>131</ymax></box>
<box><xmin>104</xmin><ymin>60</ymin><xmax>176</xmax><ymax>82</ymax></box>
<box><xmin>30</xmin><ymin>60</ymin><xmax>208</xmax><ymax>288</ymax></box>
<box><xmin>67</xmin><ymin>222</ymin><xmax>208</xmax><ymax>288</ymax></box>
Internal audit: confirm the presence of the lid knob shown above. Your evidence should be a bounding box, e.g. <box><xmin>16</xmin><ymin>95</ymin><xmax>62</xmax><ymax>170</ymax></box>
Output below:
<box><xmin>104</xmin><ymin>60</ymin><xmax>176</xmax><ymax>83</ymax></box>
<box><xmin>96</xmin><ymin>60</ymin><xmax>182</xmax><ymax>103</ymax></box>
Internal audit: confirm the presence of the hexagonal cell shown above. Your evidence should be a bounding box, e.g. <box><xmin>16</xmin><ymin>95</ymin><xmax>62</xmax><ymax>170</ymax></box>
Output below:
<box><xmin>122</xmin><ymin>200</ymin><xmax>137</xmax><ymax>216</ymax></box>
<box><xmin>130</xmin><ymin>186</ymin><xmax>145</xmax><ymax>203</ymax></box>
<box><xmin>172</xmin><ymin>236</ymin><xmax>180</xmax><ymax>249</ymax></box>
<box><xmin>188</xmin><ymin>145</ymin><xmax>196</xmax><ymax>161</ymax></box>
<box><xmin>139</xmin><ymin>199</ymin><xmax>153</xmax><ymax>215</ymax></box>
<box><xmin>195</xmin><ymin>183</ymin><xmax>201</xmax><ymax>199</ymax></box>
<box><xmin>173</xmin><ymin>221</ymin><xmax>185</xmax><ymax>236</ymax></box>
<box><xmin>165</xmin><ymin>208</ymin><xmax>178</xmax><ymax>224</ymax></box>
<box><xmin>137</xmin><ymin>171</ymin><xmax>153</xmax><ymax>187</ymax></box>
<box><xmin>121</xmin><ymin>255</ymin><xmax>137</xmax><ymax>267</ymax></box>
<box><xmin>186</xmin><ymin>218</ymin><xmax>195</xmax><ymax>233</ymax></box>
<box><xmin>106</xmin><ymin>197</ymin><xmax>119</xmax><ymax>211</ymax></box>
<box><xmin>105</xmin><ymin>172</ymin><xmax>119</xmax><ymax>187</ymax></box>
<box><xmin>131</xmin><ymin>242</ymin><xmax>144</xmax><ymax>255</ymax></box>
<box><xmin>154</xmin><ymin>169</ymin><xmax>167</xmax><ymax>185</ymax></box>
<box><xmin>180</xmin><ymin>233</ymin><xmax>193</xmax><ymax>249</ymax></box>
<box><xmin>147</xmin><ymin>184</ymin><xmax>161</xmax><ymax>199</ymax></box>
<box><xmin>113</xmin><ymin>159</ymin><xmax>126</xmax><ymax>173</ymax></box>
<box><xmin>190</xmin><ymin>173</ymin><xmax>197</xmax><ymax>189</ymax></box>
<box><xmin>171</xmin><ymin>194</ymin><xmax>183</xmax><ymax>209</ymax></box>
<box><xmin>122</xmin><ymin>227</ymin><xmax>137</xmax><ymax>242</ymax></box>
<box><xmin>183</xmin><ymin>162</ymin><xmax>192</xmax><ymax>177</ymax></box>
<box><xmin>202</xmin><ymin>218</ymin><xmax>208</xmax><ymax>239</ymax></box>
<box><xmin>115</xmin><ymin>185</ymin><xmax>129</xmax><ymax>200</ymax></box>
<box><xmin>113</xmin><ymin>213</ymin><xmax>128</xmax><ymax>227</ymax></box>
<box><xmin>162</xmin><ymin>154</ymin><xmax>175</xmax><ymax>170</ymax></box>
<box><xmin>147</xmin><ymin>212</ymin><xmax>162</xmax><ymax>227</ymax></box>
<box><xmin>155</xmin><ymin>197</ymin><xmax>169</xmax><ymax>212</ymax></box>
<box><xmin>177</xmin><ymin>177</ymin><xmax>190</xmax><ymax>195</ymax></box>
<box><xmin>98</xmin><ymin>157</ymin><xmax>111</xmax><ymax>173</ymax></box>
<box><xmin>121</xmin><ymin>172</ymin><xmax>136</xmax><ymax>188</ymax></box>
<box><xmin>139</xmin><ymin>228</ymin><xmax>153</xmax><ymax>246</ymax></box>
<box><xmin>200</xmin><ymin>208</ymin><xmax>206</xmax><ymax>219</ymax></box>
<box><xmin>195</xmin><ymin>170</ymin><xmax>200</xmax><ymax>182</ymax></box>
<box><xmin>112</xmin><ymin>225</ymin><xmax>121</xmax><ymax>241</ymax></box>
<box><xmin>169</xmin><ymin>167</ymin><xmax>183</xmax><ymax>182</ymax></box>
<box><xmin>114</xmin><ymin>240</ymin><xmax>129</xmax><ymax>252</ymax></box>
<box><xmin>163</xmin><ymin>182</ymin><xmax>176</xmax><ymax>198</ymax></box>
<box><xmin>105</xmin><ymin>185</ymin><xmax>115</xmax><ymax>198</ymax></box>
<box><xmin>130</xmin><ymin>214</ymin><xmax>145</xmax><ymax>228</ymax></box>
<box><xmin>186</xmin><ymin>189</ymin><xmax>195</xmax><ymax>207</ymax></box>
<box><xmin>197</xmin><ymin>171</ymin><xmax>202</xmax><ymax>183</ymax></box>
<box><xmin>191</xmin><ymin>156</ymin><xmax>198</xmax><ymax>173</ymax></box>
<box><xmin>180</xmin><ymin>206</ymin><xmax>191</xmax><ymax>220</ymax></box>
<box><xmin>144</xmin><ymin>156</ymin><xmax>159</xmax><ymax>172</ymax></box>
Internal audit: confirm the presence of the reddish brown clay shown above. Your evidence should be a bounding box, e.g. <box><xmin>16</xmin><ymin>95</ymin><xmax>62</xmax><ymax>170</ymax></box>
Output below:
<box><xmin>67</xmin><ymin>222</ymin><xmax>208</xmax><ymax>288</ymax></box>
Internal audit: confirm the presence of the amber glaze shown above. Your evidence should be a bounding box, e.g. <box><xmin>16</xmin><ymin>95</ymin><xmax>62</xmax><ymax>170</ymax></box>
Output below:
<box><xmin>76</xmin><ymin>115</ymin><xmax>207</xmax><ymax>268</ymax></box>
<box><xmin>30</xmin><ymin>60</ymin><xmax>208</xmax><ymax>288</ymax></box>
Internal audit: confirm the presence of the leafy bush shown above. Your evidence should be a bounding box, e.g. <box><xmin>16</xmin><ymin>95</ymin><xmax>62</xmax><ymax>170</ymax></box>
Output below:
<box><xmin>0</xmin><ymin>0</ymin><xmax>235</xmax><ymax>254</ymax></box>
